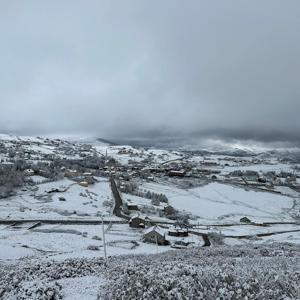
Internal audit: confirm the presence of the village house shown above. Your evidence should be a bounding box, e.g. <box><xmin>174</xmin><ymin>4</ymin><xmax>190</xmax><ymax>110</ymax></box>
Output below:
<box><xmin>168</xmin><ymin>170</ymin><xmax>186</xmax><ymax>177</ymax></box>
<box><xmin>118</xmin><ymin>148</ymin><xmax>129</xmax><ymax>154</ymax></box>
<box><xmin>143</xmin><ymin>226</ymin><xmax>169</xmax><ymax>245</ymax></box>
<box><xmin>126</xmin><ymin>202</ymin><xmax>139</xmax><ymax>211</ymax></box>
<box><xmin>65</xmin><ymin>169</ymin><xmax>78</xmax><ymax>177</ymax></box>
<box><xmin>258</xmin><ymin>176</ymin><xmax>267</xmax><ymax>183</ymax></box>
<box><xmin>129</xmin><ymin>215</ymin><xmax>149</xmax><ymax>228</ymax></box>
<box><xmin>83</xmin><ymin>172</ymin><xmax>93</xmax><ymax>176</ymax></box>
<box><xmin>168</xmin><ymin>226</ymin><xmax>188</xmax><ymax>237</ymax></box>
<box><xmin>78</xmin><ymin>181</ymin><xmax>89</xmax><ymax>188</ymax></box>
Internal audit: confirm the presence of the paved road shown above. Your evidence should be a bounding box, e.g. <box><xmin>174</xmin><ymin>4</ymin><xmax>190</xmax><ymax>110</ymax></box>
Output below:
<box><xmin>189</xmin><ymin>230</ymin><xmax>211</xmax><ymax>246</ymax></box>
<box><xmin>110</xmin><ymin>177</ymin><xmax>130</xmax><ymax>221</ymax></box>
<box><xmin>0</xmin><ymin>219</ymin><xmax>126</xmax><ymax>225</ymax></box>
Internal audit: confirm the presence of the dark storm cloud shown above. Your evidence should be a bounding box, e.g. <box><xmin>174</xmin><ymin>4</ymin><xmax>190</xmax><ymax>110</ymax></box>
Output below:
<box><xmin>0</xmin><ymin>0</ymin><xmax>299</xmax><ymax>144</ymax></box>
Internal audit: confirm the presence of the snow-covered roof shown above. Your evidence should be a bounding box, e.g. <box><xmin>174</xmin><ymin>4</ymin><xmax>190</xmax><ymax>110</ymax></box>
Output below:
<box><xmin>129</xmin><ymin>213</ymin><xmax>150</xmax><ymax>221</ymax></box>
<box><xmin>127</xmin><ymin>202</ymin><xmax>138</xmax><ymax>207</ymax></box>
<box><xmin>129</xmin><ymin>214</ymin><xmax>145</xmax><ymax>221</ymax></box>
<box><xmin>144</xmin><ymin>226</ymin><xmax>165</xmax><ymax>237</ymax></box>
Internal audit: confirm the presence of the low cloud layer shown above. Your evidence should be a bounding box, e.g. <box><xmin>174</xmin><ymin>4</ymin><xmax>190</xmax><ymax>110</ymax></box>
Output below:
<box><xmin>0</xmin><ymin>1</ymin><xmax>299</xmax><ymax>144</ymax></box>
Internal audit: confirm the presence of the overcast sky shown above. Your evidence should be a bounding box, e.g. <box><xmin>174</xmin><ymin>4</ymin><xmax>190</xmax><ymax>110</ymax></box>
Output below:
<box><xmin>0</xmin><ymin>1</ymin><xmax>299</xmax><ymax>144</ymax></box>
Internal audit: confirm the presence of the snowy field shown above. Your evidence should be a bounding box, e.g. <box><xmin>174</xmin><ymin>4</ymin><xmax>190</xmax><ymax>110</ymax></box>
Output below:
<box><xmin>221</xmin><ymin>163</ymin><xmax>293</xmax><ymax>174</ymax></box>
<box><xmin>141</xmin><ymin>181</ymin><xmax>296</xmax><ymax>223</ymax></box>
<box><xmin>0</xmin><ymin>223</ymin><xmax>204</xmax><ymax>263</ymax></box>
<box><xmin>0</xmin><ymin>178</ymin><xmax>114</xmax><ymax>220</ymax></box>
<box><xmin>93</xmin><ymin>144</ymin><xmax>183</xmax><ymax>165</ymax></box>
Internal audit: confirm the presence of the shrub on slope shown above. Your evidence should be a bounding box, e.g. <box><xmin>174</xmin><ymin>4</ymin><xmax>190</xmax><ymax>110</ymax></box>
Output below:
<box><xmin>100</xmin><ymin>244</ymin><xmax>300</xmax><ymax>300</ymax></box>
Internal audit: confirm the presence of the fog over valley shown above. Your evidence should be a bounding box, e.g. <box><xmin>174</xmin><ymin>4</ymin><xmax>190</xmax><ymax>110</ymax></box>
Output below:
<box><xmin>0</xmin><ymin>1</ymin><xmax>299</xmax><ymax>148</ymax></box>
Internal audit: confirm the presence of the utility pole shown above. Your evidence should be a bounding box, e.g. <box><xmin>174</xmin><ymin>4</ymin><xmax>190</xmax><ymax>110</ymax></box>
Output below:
<box><xmin>102</xmin><ymin>216</ymin><xmax>107</xmax><ymax>263</ymax></box>
<box><xmin>155</xmin><ymin>231</ymin><xmax>158</xmax><ymax>254</ymax></box>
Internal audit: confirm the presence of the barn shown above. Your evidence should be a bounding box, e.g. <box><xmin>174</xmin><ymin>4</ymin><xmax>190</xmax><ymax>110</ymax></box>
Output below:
<box><xmin>143</xmin><ymin>226</ymin><xmax>169</xmax><ymax>245</ymax></box>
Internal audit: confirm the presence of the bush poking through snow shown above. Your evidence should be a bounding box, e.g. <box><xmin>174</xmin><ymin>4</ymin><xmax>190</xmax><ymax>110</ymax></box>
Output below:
<box><xmin>99</xmin><ymin>244</ymin><xmax>300</xmax><ymax>300</ymax></box>
<box><xmin>0</xmin><ymin>244</ymin><xmax>299</xmax><ymax>299</ymax></box>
